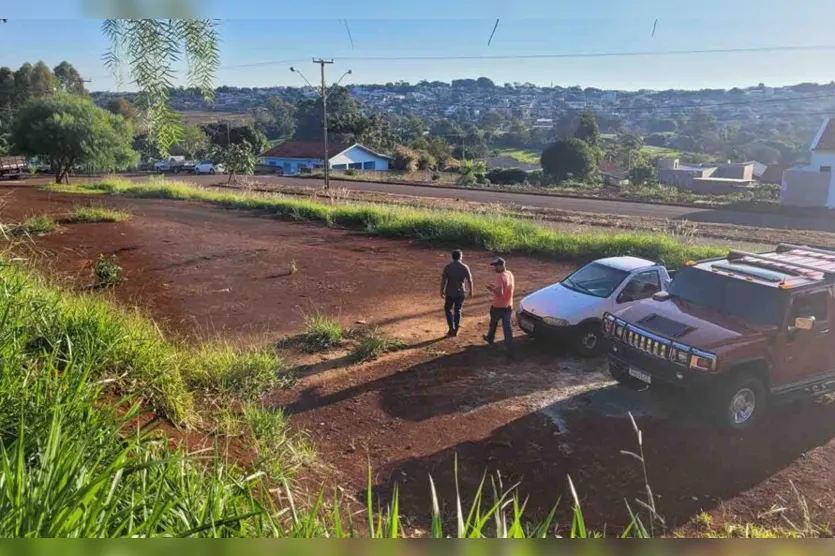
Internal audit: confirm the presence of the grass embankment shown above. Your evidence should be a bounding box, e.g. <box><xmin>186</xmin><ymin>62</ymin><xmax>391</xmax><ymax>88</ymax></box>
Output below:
<box><xmin>0</xmin><ymin>259</ymin><xmax>305</xmax><ymax>536</ymax></box>
<box><xmin>51</xmin><ymin>178</ymin><xmax>726</xmax><ymax>268</ymax></box>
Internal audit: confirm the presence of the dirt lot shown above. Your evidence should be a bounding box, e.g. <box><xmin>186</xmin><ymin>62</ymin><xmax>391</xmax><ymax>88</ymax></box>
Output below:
<box><xmin>5</xmin><ymin>183</ymin><xmax>835</xmax><ymax>535</ymax></box>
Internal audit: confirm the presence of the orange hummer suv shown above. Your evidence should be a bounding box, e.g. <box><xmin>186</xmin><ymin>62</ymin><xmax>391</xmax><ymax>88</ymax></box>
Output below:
<box><xmin>603</xmin><ymin>244</ymin><xmax>835</xmax><ymax>430</ymax></box>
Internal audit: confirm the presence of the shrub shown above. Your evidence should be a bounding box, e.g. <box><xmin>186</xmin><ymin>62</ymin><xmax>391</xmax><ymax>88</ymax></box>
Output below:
<box><xmin>458</xmin><ymin>173</ymin><xmax>477</xmax><ymax>186</ymax></box>
<box><xmin>344</xmin><ymin>168</ymin><xmax>357</xmax><ymax>177</ymax></box>
<box><xmin>417</xmin><ymin>151</ymin><xmax>437</xmax><ymax>171</ymax></box>
<box><xmin>392</xmin><ymin>145</ymin><xmax>419</xmax><ymax>172</ymax></box>
<box><xmin>475</xmin><ymin>172</ymin><xmax>486</xmax><ymax>184</ymax></box>
<box><xmin>541</xmin><ymin>138</ymin><xmax>596</xmax><ymax>183</ymax></box>
<box><xmin>431</xmin><ymin>171</ymin><xmax>441</xmax><ymax>181</ymax></box>
<box><xmin>349</xmin><ymin>329</ymin><xmax>405</xmax><ymax>363</ymax></box>
<box><xmin>486</xmin><ymin>167</ymin><xmax>529</xmax><ymax>185</ymax></box>
<box><xmin>93</xmin><ymin>254</ymin><xmax>122</xmax><ymax>287</ymax></box>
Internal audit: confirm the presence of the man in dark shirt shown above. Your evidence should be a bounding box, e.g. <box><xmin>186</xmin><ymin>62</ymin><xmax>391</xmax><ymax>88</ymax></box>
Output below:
<box><xmin>440</xmin><ymin>249</ymin><xmax>474</xmax><ymax>337</ymax></box>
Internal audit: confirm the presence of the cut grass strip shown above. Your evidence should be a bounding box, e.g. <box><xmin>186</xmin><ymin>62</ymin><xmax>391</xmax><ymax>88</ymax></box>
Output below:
<box><xmin>65</xmin><ymin>205</ymin><xmax>131</xmax><ymax>223</ymax></box>
<box><xmin>49</xmin><ymin>177</ymin><xmax>727</xmax><ymax>268</ymax></box>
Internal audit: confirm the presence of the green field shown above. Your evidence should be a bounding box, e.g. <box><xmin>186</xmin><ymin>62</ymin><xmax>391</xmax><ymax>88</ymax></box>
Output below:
<box><xmin>495</xmin><ymin>148</ymin><xmax>541</xmax><ymax>165</ymax></box>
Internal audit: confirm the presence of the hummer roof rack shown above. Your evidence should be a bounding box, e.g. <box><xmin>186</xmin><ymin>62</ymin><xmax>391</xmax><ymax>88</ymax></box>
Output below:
<box><xmin>722</xmin><ymin>244</ymin><xmax>835</xmax><ymax>283</ymax></box>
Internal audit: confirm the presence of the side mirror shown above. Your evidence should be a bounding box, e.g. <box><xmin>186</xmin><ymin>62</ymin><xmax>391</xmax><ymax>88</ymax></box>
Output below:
<box><xmin>653</xmin><ymin>291</ymin><xmax>672</xmax><ymax>301</ymax></box>
<box><xmin>794</xmin><ymin>316</ymin><xmax>816</xmax><ymax>331</ymax></box>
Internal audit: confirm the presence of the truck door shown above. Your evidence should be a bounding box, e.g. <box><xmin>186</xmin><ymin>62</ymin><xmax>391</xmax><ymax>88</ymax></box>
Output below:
<box><xmin>775</xmin><ymin>288</ymin><xmax>832</xmax><ymax>388</ymax></box>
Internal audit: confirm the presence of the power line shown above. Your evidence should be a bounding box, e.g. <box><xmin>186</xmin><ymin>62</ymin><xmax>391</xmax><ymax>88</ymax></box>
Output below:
<box><xmin>340</xmin><ymin>19</ymin><xmax>355</xmax><ymax>50</ymax></box>
<box><xmin>487</xmin><ymin>19</ymin><xmax>500</xmax><ymax>47</ymax></box>
<box><xmin>334</xmin><ymin>43</ymin><xmax>835</xmax><ymax>62</ymax></box>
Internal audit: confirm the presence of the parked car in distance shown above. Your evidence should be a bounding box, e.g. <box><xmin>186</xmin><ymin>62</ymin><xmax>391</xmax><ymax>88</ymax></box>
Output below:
<box><xmin>194</xmin><ymin>160</ymin><xmax>224</xmax><ymax>174</ymax></box>
<box><xmin>153</xmin><ymin>156</ymin><xmax>187</xmax><ymax>173</ymax></box>
<box><xmin>604</xmin><ymin>244</ymin><xmax>835</xmax><ymax>430</ymax></box>
<box><xmin>517</xmin><ymin>257</ymin><xmax>670</xmax><ymax>356</ymax></box>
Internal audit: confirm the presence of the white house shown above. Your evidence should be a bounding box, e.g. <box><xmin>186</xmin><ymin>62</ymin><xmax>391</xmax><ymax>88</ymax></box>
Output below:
<box><xmin>259</xmin><ymin>140</ymin><xmax>391</xmax><ymax>175</ymax></box>
<box><xmin>781</xmin><ymin>117</ymin><xmax>835</xmax><ymax>208</ymax></box>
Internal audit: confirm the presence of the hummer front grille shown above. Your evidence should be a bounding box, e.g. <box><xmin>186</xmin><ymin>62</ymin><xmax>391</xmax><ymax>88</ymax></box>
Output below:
<box><xmin>622</xmin><ymin>326</ymin><xmax>671</xmax><ymax>360</ymax></box>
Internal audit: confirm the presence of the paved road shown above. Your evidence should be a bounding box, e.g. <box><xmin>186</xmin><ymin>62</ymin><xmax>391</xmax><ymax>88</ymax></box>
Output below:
<box><xmin>21</xmin><ymin>172</ymin><xmax>835</xmax><ymax>234</ymax></box>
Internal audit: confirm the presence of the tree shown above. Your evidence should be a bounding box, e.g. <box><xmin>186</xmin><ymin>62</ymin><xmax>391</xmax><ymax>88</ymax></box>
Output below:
<box><xmin>13</xmin><ymin>63</ymin><xmax>33</xmax><ymax>106</ymax></box>
<box><xmin>204</xmin><ymin>124</ymin><xmax>268</xmax><ymax>154</ymax></box>
<box><xmin>173</xmin><ymin>123</ymin><xmax>209</xmax><ymax>160</ymax></box>
<box><xmin>540</xmin><ymin>138</ymin><xmax>596</xmax><ymax>183</ymax></box>
<box><xmin>12</xmin><ymin>93</ymin><xmax>138</xmax><ymax>183</ymax></box>
<box><xmin>628</xmin><ymin>163</ymin><xmax>656</xmax><ymax>186</ymax></box>
<box><xmin>29</xmin><ymin>62</ymin><xmax>55</xmax><ymax>97</ymax></box>
<box><xmin>106</xmin><ymin>97</ymin><xmax>138</xmax><ymax>121</ymax></box>
<box><xmin>211</xmin><ymin>141</ymin><xmax>255</xmax><ymax>183</ymax></box>
<box><xmin>294</xmin><ymin>86</ymin><xmax>360</xmax><ymax>143</ymax></box>
<box><xmin>573</xmin><ymin>112</ymin><xmax>600</xmax><ymax>148</ymax></box>
<box><xmin>103</xmin><ymin>19</ymin><xmax>219</xmax><ymax>156</ymax></box>
<box><xmin>53</xmin><ymin>61</ymin><xmax>86</xmax><ymax>94</ymax></box>
<box><xmin>0</xmin><ymin>67</ymin><xmax>14</xmax><ymax>110</ymax></box>
<box><xmin>261</xmin><ymin>95</ymin><xmax>295</xmax><ymax>140</ymax></box>
<box><xmin>476</xmin><ymin>77</ymin><xmax>496</xmax><ymax>88</ymax></box>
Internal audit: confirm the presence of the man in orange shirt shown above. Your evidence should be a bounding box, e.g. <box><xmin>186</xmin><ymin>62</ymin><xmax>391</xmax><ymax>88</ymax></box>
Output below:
<box><xmin>483</xmin><ymin>257</ymin><xmax>515</xmax><ymax>356</ymax></box>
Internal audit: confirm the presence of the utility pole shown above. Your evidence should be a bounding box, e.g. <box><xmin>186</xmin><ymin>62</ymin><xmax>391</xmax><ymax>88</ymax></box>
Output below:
<box><xmin>291</xmin><ymin>60</ymin><xmax>351</xmax><ymax>191</ymax></box>
<box><xmin>313</xmin><ymin>58</ymin><xmax>334</xmax><ymax>189</ymax></box>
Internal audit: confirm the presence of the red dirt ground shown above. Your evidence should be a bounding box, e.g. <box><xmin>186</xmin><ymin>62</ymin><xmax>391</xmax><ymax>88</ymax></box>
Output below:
<box><xmin>4</xmin><ymin>183</ymin><xmax>835</xmax><ymax>535</ymax></box>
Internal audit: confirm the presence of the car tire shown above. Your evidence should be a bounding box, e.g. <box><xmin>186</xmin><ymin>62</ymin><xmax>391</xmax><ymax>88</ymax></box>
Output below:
<box><xmin>575</xmin><ymin>322</ymin><xmax>605</xmax><ymax>358</ymax></box>
<box><xmin>609</xmin><ymin>363</ymin><xmax>646</xmax><ymax>390</ymax></box>
<box><xmin>715</xmin><ymin>373</ymin><xmax>766</xmax><ymax>430</ymax></box>
<box><xmin>209</xmin><ymin>169</ymin><xmax>216</xmax><ymax>175</ymax></box>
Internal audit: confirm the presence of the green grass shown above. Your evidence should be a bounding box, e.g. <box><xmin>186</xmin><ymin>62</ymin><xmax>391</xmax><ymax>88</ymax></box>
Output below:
<box><xmin>495</xmin><ymin>148</ymin><xmax>541</xmax><ymax>165</ymax></box>
<box><xmin>93</xmin><ymin>254</ymin><xmax>123</xmax><ymax>287</ymax></box>
<box><xmin>277</xmin><ymin>314</ymin><xmax>345</xmax><ymax>354</ymax></box>
<box><xmin>49</xmin><ymin>177</ymin><xmax>727</xmax><ymax>268</ymax></box>
<box><xmin>66</xmin><ymin>205</ymin><xmax>131</xmax><ymax>223</ymax></box>
<box><xmin>349</xmin><ymin>329</ymin><xmax>406</xmax><ymax>363</ymax></box>
<box><xmin>20</xmin><ymin>215</ymin><xmax>57</xmax><ymax>235</ymax></box>
<box><xmin>1</xmin><ymin>257</ymin><xmax>288</xmax><ymax>425</ymax></box>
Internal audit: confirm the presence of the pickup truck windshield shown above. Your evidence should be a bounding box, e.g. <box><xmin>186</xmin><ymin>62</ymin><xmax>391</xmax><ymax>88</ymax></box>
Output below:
<box><xmin>562</xmin><ymin>262</ymin><xmax>629</xmax><ymax>298</ymax></box>
<box><xmin>668</xmin><ymin>267</ymin><xmax>787</xmax><ymax>325</ymax></box>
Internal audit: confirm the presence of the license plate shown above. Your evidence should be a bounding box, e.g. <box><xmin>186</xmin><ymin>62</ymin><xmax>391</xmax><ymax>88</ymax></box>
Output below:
<box><xmin>519</xmin><ymin>317</ymin><xmax>535</xmax><ymax>333</ymax></box>
<box><xmin>628</xmin><ymin>367</ymin><xmax>652</xmax><ymax>384</ymax></box>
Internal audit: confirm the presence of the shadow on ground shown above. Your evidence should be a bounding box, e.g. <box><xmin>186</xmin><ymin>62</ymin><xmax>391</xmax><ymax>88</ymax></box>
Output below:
<box><xmin>360</xmin><ymin>385</ymin><xmax>835</xmax><ymax>533</ymax></box>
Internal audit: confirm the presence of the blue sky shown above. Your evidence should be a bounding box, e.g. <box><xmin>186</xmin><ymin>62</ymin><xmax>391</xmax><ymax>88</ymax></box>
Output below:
<box><xmin>2</xmin><ymin>0</ymin><xmax>835</xmax><ymax>91</ymax></box>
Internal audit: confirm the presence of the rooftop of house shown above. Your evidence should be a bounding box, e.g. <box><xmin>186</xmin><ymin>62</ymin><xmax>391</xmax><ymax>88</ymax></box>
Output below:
<box><xmin>261</xmin><ymin>140</ymin><xmax>353</xmax><ymax>160</ymax></box>
<box><xmin>812</xmin><ymin>117</ymin><xmax>835</xmax><ymax>151</ymax></box>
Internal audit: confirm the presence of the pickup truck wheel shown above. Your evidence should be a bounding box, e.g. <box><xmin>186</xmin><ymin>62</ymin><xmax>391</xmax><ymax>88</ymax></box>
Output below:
<box><xmin>575</xmin><ymin>322</ymin><xmax>605</xmax><ymax>357</ymax></box>
<box><xmin>716</xmin><ymin>374</ymin><xmax>766</xmax><ymax>430</ymax></box>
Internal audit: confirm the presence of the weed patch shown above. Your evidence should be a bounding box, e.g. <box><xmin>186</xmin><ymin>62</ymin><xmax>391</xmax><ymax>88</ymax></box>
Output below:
<box><xmin>93</xmin><ymin>254</ymin><xmax>123</xmax><ymax>287</ymax></box>
<box><xmin>20</xmin><ymin>215</ymin><xmax>56</xmax><ymax>235</ymax></box>
<box><xmin>66</xmin><ymin>205</ymin><xmax>131</xmax><ymax>223</ymax></box>
<box><xmin>278</xmin><ymin>314</ymin><xmax>345</xmax><ymax>354</ymax></box>
<box><xmin>349</xmin><ymin>328</ymin><xmax>406</xmax><ymax>363</ymax></box>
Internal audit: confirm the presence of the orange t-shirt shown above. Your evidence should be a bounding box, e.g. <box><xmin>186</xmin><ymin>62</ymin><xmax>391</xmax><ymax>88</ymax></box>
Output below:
<box><xmin>492</xmin><ymin>270</ymin><xmax>515</xmax><ymax>308</ymax></box>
